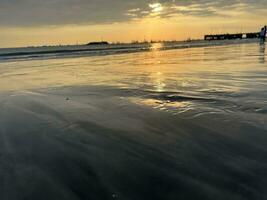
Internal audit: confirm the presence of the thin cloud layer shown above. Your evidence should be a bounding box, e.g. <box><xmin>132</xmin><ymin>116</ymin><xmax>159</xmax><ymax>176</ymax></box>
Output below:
<box><xmin>0</xmin><ymin>0</ymin><xmax>266</xmax><ymax>26</ymax></box>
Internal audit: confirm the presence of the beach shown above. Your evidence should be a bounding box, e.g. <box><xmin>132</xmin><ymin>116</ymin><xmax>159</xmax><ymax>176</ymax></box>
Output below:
<box><xmin>1</xmin><ymin>41</ymin><xmax>267</xmax><ymax>200</ymax></box>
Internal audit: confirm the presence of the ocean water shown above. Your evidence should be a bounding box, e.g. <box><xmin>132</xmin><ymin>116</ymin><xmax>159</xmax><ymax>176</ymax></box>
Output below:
<box><xmin>0</xmin><ymin>41</ymin><xmax>267</xmax><ymax>200</ymax></box>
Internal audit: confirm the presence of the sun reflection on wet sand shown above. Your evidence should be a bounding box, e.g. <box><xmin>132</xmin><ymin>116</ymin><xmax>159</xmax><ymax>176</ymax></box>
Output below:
<box><xmin>132</xmin><ymin>97</ymin><xmax>193</xmax><ymax>115</ymax></box>
<box><xmin>152</xmin><ymin>71</ymin><xmax>166</xmax><ymax>92</ymax></box>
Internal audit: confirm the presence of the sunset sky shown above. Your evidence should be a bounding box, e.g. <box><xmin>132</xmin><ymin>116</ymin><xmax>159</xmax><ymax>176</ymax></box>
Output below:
<box><xmin>0</xmin><ymin>0</ymin><xmax>267</xmax><ymax>47</ymax></box>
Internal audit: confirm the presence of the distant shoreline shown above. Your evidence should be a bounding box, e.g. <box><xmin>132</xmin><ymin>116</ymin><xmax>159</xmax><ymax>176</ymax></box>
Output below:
<box><xmin>0</xmin><ymin>38</ymin><xmax>261</xmax><ymax>62</ymax></box>
<box><xmin>0</xmin><ymin>39</ymin><xmax>202</xmax><ymax>50</ymax></box>
<box><xmin>0</xmin><ymin>38</ymin><xmax>261</xmax><ymax>51</ymax></box>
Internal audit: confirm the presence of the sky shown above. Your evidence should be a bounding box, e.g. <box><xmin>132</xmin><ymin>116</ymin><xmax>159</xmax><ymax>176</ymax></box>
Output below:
<box><xmin>0</xmin><ymin>0</ymin><xmax>267</xmax><ymax>47</ymax></box>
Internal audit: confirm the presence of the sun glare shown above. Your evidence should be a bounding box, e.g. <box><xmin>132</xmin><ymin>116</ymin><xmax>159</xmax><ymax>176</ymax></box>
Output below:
<box><xmin>149</xmin><ymin>3</ymin><xmax>163</xmax><ymax>13</ymax></box>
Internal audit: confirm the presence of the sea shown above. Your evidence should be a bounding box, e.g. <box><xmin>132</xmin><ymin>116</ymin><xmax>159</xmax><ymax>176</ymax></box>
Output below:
<box><xmin>0</xmin><ymin>39</ymin><xmax>267</xmax><ymax>200</ymax></box>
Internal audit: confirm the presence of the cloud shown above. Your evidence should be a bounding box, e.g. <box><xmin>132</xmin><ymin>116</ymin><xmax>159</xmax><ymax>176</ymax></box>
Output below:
<box><xmin>0</xmin><ymin>0</ymin><xmax>144</xmax><ymax>26</ymax></box>
<box><xmin>0</xmin><ymin>0</ymin><xmax>266</xmax><ymax>26</ymax></box>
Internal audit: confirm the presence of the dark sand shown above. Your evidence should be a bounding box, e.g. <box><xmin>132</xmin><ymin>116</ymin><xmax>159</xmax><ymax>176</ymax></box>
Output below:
<box><xmin>1</xmin><ymin>86</ymin><xmax>267</xmax><ymax>200</ymax></box>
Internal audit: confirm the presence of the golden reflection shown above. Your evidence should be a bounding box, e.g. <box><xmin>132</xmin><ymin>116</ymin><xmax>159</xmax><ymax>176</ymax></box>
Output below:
<box><xmin>154</xmin><ymin>79</ymin><xmax>166</xmax><ymax>92</ymax></box>
<box><xmin>151</xmin><ymin>71</ymin><xmax>166</xmax><ymax>92</ymax></box>
<box><xmin>141</xmin><ymin>99</ymin><xmax>189</xmax><ymax>108</ymax></box>
<box><xmin>150</xmin><ymin>42</ymin><xmax>163</xmax><ymax>51</ymax></box>
<box><xmin>132</xmin><ymin>97</ymin><xmax>192</xmax><ymax>115</ymax></box>
<box><xmin>145</xmin><ymin>43</ymin><xmax>166</xmax><ymax>92</ymax></box>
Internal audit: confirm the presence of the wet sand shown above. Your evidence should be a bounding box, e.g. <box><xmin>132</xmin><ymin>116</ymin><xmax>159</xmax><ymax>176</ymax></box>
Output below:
<box><xmin>1</xmin><ymin>42</ymin><xmax>267</xmax><ymax>200</ymax></box>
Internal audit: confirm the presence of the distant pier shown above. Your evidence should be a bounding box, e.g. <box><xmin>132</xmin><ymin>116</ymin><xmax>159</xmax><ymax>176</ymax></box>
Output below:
<box><xmin>204</xmin><ymin>32</ymin><xmax>260</xmax><ymax>41</ymax></box>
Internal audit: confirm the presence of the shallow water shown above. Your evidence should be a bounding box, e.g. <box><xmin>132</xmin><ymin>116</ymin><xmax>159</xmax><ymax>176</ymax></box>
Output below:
<box><xmin>0</xmin><ymin>42</ymin><xmax>267</xmax><ymax>200</ymax></box>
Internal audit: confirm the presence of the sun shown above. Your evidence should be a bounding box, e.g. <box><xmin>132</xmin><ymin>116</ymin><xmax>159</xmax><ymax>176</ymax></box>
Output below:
<box><xmin>149</xmin><ymin>3</ymin><xmax>163</xmax><ymax>13</ymax></box>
